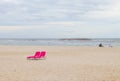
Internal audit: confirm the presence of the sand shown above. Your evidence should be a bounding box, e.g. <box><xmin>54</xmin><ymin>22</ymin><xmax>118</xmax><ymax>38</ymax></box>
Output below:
<box><xmin>0</xmin><ymin>46</ymin><xmax>120</xmax><ymax>81</ymax></box>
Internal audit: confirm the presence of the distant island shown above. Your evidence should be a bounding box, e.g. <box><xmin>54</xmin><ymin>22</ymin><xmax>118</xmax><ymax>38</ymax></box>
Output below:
<box><xmin>59</xmin><ymin>38</ymin><xmax>92</xmax><ymax>40</ymax></box>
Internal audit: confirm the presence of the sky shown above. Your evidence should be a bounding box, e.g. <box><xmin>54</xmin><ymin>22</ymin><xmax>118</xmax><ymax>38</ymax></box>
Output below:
<box><xmin>0</xmin><ymin>0</ymin><xmax>120</xmax><ymax>38</ymax></box>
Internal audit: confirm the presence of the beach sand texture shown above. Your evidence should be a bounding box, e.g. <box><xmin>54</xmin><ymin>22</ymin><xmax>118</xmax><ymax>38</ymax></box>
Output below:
<box><xmin>0</xmin><ymin>46</ymin><xmax>120</xmax><ymax>81</ymax></box>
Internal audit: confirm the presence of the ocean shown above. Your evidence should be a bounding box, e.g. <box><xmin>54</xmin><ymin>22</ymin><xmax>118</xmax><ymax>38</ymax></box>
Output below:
<box><xmin>0</xmin><ymin>38</ymin><xmax>120</xmax><ymax>46</ymax></box>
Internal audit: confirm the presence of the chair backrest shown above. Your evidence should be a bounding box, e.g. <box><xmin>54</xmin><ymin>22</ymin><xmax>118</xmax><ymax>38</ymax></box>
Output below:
<box><xmin>34</xmin><ymin>51</ymin><xmax>40</xmax><ymax>56</ymax></box>
<box><xmin>41</xmin><ymin>51</ymin><xmax>46</xmax><ymax>57</ymax></box>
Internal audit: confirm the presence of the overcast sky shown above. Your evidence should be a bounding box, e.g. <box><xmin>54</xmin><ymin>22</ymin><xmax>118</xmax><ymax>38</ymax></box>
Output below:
<box><xmin>0</xmin><ymin>0</ymin><xmax>120</xmax><ymax>38</ymax></box>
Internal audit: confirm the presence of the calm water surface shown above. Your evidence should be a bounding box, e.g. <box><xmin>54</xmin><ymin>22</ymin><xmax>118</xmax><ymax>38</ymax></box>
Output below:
<box><xmin>0</xmin><ymin>38</ymin><xmax>120</xmax><ymax>46</ymax></box>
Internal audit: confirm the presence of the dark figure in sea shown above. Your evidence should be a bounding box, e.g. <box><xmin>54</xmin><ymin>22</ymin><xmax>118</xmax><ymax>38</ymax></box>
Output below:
<box><xmin>99</xmin><ymin>43</ymin><xmax>104</xmax><ymax>47</ymax></box>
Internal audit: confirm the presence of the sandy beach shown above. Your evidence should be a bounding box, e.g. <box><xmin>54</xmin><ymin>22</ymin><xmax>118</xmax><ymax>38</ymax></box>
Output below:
<box><xmin>0</xmin><ymin>46</ymin><xmax>120</xmax><ymax>81</ymax></box>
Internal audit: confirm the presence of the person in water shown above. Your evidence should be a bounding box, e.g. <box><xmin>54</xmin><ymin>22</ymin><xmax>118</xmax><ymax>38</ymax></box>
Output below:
<box><xmin>99</xmin><ymin>43</ymin><xmax>104</xmax><ymax>47</ymax></box>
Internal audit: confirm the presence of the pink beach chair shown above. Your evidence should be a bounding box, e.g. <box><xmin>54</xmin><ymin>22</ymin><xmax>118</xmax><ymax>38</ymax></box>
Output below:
<box><xmin>27</xmin><ymin>51</ymin><xmax>40</xmax><ymax>59</ymax></box>
<box><xmin>27</xmin><ymin>51</ymin><xmax>46</xmax><ymax>60</ymax></box>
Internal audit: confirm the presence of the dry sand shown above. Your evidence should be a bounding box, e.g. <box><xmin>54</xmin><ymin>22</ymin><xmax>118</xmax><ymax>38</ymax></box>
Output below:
<box><xmin>0</xmin><ymin>46</ymin><xmax>120</xmax><ymax>81</ymax></box>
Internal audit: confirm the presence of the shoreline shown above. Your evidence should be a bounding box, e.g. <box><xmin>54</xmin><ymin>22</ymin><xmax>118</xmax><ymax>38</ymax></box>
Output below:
<box><xmin>0</xmin><ymin>38</ymin><xmax>120</xmax><ymax>46</ymax></box>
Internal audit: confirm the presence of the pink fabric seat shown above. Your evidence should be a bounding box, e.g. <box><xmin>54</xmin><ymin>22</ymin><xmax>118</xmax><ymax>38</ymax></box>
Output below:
<box><xmin>40</xmin><ymin>51</ymin><xmax>46</xmax><ymax>58</ymax></box>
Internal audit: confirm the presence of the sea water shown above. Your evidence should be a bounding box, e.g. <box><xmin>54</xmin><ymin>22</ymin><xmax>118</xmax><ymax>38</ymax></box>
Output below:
<box><xmin>0</xmin><ymin>38</ymin><xmax>120</xmax><ymax>46</ymax></box>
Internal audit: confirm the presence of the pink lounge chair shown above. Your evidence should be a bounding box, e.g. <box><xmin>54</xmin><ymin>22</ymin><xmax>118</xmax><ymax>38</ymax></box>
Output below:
<box><xmin>27</xmin><ymin>51</ymin><xmax>46</xmax><ymax>60</ymax></box>
<box><xmin>27</xmin><ymin>51</ymin><xmax>40</xmax><ymax>59</ymax></box>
